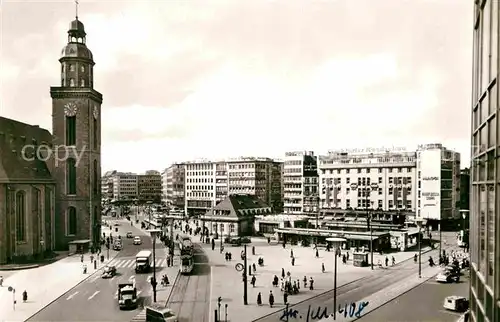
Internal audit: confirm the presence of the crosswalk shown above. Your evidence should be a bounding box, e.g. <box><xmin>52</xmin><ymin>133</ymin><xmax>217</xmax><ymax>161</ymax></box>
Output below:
<box><xmin>107</xmin><ymin>258</ymin><xmax>168</xmax><ymax>269</ymax></box>
<box><xmin>130</xmin><ymin>309</ymin><xmax>146</xmax><ymax>322</ymax></box>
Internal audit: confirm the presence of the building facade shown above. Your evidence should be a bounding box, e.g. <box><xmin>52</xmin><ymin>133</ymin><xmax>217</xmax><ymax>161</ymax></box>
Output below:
<box><xmin>111</xmin><ymin>172</ymin><xmax>138</xmax><ymax>201</ymax></box>
<box><xmin>137</xmin><ymin>170</ymin><xmax>162</xmax><ymax>203</ymax></box>
<box><xmin>283</xmin><ymin>151</ymin><xmax>319</xmax><ymax>214</ymax></box>
<box><xmin>183</xmin><ymin>157</ymin><xmax>283</xmax><ymax>216</ymax></box>
<box><xmin>416</xmin><ymin>143</ymin><xmax>461</xmax><ymax>222</ymax></box>
<box><xmin>318</xmin><ymin>151</ymin><xmax>417</xmax><ymax>213</ymax></box>
<box><xmin>163</xmin><ymin>164</ymin><xmax>185</xmax><ymax>209</ymax></box>
<box><xmin>50</xmin><ymin>17</ymin><xmax>102</xmax><ymax>249</ymax></box>
<box><xmin>459</xmin><ymin>168</ymin><xmax>470</xmax><ymax>210</ymax></box>
<box><xmin>470</xmin><ymin>1</ymin><xmax>500</xmax><ymax>321</ymax></box>
<box><xmin>101</xmin><ymin>170</ymin><xmax>116</xmax><ymax>202</ymax></box>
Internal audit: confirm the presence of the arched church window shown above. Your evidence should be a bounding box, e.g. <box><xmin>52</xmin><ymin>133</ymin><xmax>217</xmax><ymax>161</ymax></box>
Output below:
<box><xmin>66</xmin><ymin>158</ymin><xmax>77</xmax><ymax>195</ymax></box>
<box><xmin>80</xmin><ymin>79</ymin><xmax>85</xmax><ymax>87</ymax></box>
<box><xmin>81</xmin><ymin>65</ymin><xmax>85</xmax><ymax>72</ymax></box>
<box><xmin>93</xmin><ymin>160</ymin><xmax>98</xmax><ymax>195</ymax></box>
<box><xmin>67</xmin><ymin>206</ymin><xmax>77</xmax><ymax>235</ymax></box>
<box><xmin>66</xmin><ymin>116</ymin><xmax>76</xmax><ymax>145</ymax></box>
<box><xmin>69</xmin><ymin>78</ymin><xmax>75</xmax><ymax>87</ymax></box>
<box><xmin>93</xmin><ymin>117</ymin><xmax>98</xmax><ymax>149</ymax></box>
<box><xmin>69</xmin><ymin>64</ymin><xmax>75</xmax><ymax>72</ymax></box>
<box><xmin>16</xmin><ymin>191</ymin><xmax>26</xmax><ymax>242</ymax></box>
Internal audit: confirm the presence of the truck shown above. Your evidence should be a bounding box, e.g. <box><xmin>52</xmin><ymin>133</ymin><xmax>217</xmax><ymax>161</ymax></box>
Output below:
<box><xmin>135</xmin><ymin>250</ymin><xmax>153</xmax><ymax>273</ymax></box>
<box><xmin>117</xmin><ymin>281</ymin><xmax>137</xmax><ymax>309</ymax></box>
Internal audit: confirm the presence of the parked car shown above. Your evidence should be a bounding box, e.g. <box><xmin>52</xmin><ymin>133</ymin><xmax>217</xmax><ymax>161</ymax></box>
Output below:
<box><xmin>126</xmin><ymin>231</ymin><xmax>133</xmax><ymax>238</ymax></box>
<box><xmin>436</xmin><ymin>270</ymin><xmax>460</xmax><ymax>283</ymax></box>
<box><xmin>113</xmin><ymin>241</ymin><xmax>123</xmax><ymax>251</ymax></box>
<box><xmin>101</xmin><ymin>265</ymin><xmax>117</xmax><ymax>278</ymax></box>
<box><xmin>133</xmin><ymin>236</ymin><xmax>142</xmax><ymax>245</ymax></box>
<box><xmin>224</xmin><ymin>236</ymin><xmax>251</xmax><ymax>246</ymax></box>
<box><xmin>443</xmin><ymin>296</ymin><xmax>469</xmax><ymax>312</ymax></box>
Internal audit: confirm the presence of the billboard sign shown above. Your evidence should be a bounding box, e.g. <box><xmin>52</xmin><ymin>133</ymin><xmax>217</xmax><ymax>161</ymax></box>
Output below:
<box><xmin>419</xmin><ymin>150</ymin><xmax>441</xmax><ymax>220</ymax></box>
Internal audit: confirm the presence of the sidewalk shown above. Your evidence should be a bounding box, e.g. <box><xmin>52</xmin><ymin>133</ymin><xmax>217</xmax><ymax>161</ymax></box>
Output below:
<box><xmin>0</xmin><ymin>249</ymin><xmax>119</xmax><ymax>322</ymax></box>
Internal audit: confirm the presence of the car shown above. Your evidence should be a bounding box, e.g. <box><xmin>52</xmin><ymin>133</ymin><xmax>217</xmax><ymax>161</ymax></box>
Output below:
<box><xmin>126</xmin><ymin>232</ymin><xmax>133</xmax><ymax>238</ymax></box>
<box><xmin>113</xmin><ymin>241</ymin><xmax>123</xmax><ymax>251</ymax></box>
<box><xmin>133</xmin><ymin>236</ymin><xmax>142</xmax><ymax>245</ymax></box>
<box><xmin>436</xmin><ymin>270</ymin><xmax>460</xmax><ymax>283</ymax></box>
<box><xmin>101</xmin><ymin>265</ymin><xmax>117</xmax><ymax>278</ymax></box>
<box><xmin>146</xmin><ymin>306</ymin><xmax>178</xmax><ymax>322</ymax></box>
<box><xmin>443</xmin><ymin>295</ymin><xmax>469</xmax><ymax>312</ymax></box>
<box><xmin>445</xmin><ymin>265</ymin><xmax>461</xmax><ymax>275</ymax></box>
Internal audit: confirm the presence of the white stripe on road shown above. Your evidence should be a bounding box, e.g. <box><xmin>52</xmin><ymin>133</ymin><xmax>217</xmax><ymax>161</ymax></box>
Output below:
<box><xmin>66</xmin><ymin>291</ymin><xmax>79</xmax><ymax>300</ymax></box>
<box><xmin>88</xmin><ymin>291</ymin><xmax>100</xmax><ymax>300</ymax></box>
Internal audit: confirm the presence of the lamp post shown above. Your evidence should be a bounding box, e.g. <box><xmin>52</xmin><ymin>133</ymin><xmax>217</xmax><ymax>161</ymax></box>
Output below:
<box><xmin>415</xmin><ymin>219</ymin><xmax>423</xmax><ymax>278</ymax></box>
<box><xmin>326</xmin><ymin>237</ymin><xmax>345</xmax><ymax>319</ymax></box>
<box><xmin>147</xmin><ymin>229</ymin><xmax>162</xmax><ymax>302</ymax></box>
<box><xmin>366</xmin><ymin>183</ymin><xmax>379</xmax><ymax>270</ymax></box>
<box><xmin>243</xmin><ymin>244</ymin><xmax>248</xmax><ymax>305</ymax></box>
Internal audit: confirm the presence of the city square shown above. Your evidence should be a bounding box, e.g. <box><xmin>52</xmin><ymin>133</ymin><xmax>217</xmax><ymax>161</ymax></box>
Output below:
<box><xmin>0</xmin><ymin>1</ymin><xmax>497</xmax><ymax>322</ymax></box>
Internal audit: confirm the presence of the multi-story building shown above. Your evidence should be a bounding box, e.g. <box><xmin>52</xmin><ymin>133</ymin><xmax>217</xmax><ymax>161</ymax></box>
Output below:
<box><xmin>317</xmin><ymin>145</ymin><xmax>460</xmax><ymax>223</ymax></box>
<box><xmin>459</xmin><ymin>168</ymin><xmax>470</xmax><ymax>210</ymax></box>
<box><xmin>318</xmin><ymin>151</ymin><xmax>417</xmax><ymax>216</ymax></box>
<box><xmin>163</xmin><ymin>164</ymin><xmax>185</xmax><ymax>209</ymax></box>
<box><xmin>416</xmin><ymin>143</ymin><xmax>461</xmax><ymax>223</ymax></box>
<box><xmin>183</xmin><ymin>157</ymin><xmax>283</xmax><ymax>216</ymax></box>
<box><xmin>101</xmin><ymin>170</ymin><xmax>116</xmax><ymax>202</ymax></box>
<box><xmin>470</xmin><ymin>1</ymin><xmax>500</xmax><ymax>321</ymax></box>
<box><xmin>111</xmin><ymin>172</ymin><xmax>138</xmax><ymax>201</ymax></box>
<box><xmin>138</xmin><ymin>170</ymin><xmax>162</xmax><ymax>203</ymax></box>
<box><xmin>283</xmin><ymin>151</ymin><xmax>319</xmax><ymax>214</ymax></box>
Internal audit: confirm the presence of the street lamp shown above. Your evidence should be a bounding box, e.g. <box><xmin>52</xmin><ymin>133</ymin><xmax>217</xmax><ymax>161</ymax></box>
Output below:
<box><xmin>326</xmin><ymin>237</ymin><xmax>345</xmax><ymax>320</ymax></box>
<box><xmin>415</xmin><ymin>218</ymin><xmax>423</xmax><ymax>278</ymax></box>
<box><xmin>366</xmin><ymin>182</ymin><xmax>379</xmax><ymax>270</ymax></box>
<box><xmin>147</xmin><ymin>229</ymin><xmax>162</xmax><ymax>302</ymax></box>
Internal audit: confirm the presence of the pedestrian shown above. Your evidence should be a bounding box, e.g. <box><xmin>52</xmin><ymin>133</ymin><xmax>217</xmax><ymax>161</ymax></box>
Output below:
<box><xmin>391</xmin><ymin>256</ymin><xmax>396</xmax><ymax>266</ymax></box>
<box><xmin>282</xmin><ymin>268</ymin><xmax>285</xmax><ymax>279</ymax></box>
<box><xmin>414</xmin><ymin>254</ymin><xmax>418</xmax><ymax>263</ymax></box>
<box><xmin>252</xmin><ymin>246</ymin><xmax>256</xmax><ymax>255</ymax></box>
<box><xmin>225</xmin><ymin>253</ymin><xmax>228</xmax><ymax>261</ymax></box>
<box><xmin>303</xmin><ymin>276</ymin><xmax>307</xmax><ymax>288</ymax></box>
<box><xmin>290</xmin><ymin>249</ymin><xmax>293</xmax><ymax>258</ymax></box>
<box><xmin>282</xmin><ymin>242</ymin><xmax>286</xmax><ymax>249</ymax></box>
<box><xmin>322</xmin><ymin>263</ymin><xmax>325</xmax><ymax>273</ymax></box>
<box><xmin>252</xmin><ymin>263</ymin><xmax>256</xmax><ymax>271</ymax></box>
<box><xmin>90</xmin><ymin>254</ymin><xmax>94</xmax><ymax>263</ymax></box>
<box><xmin>0</xmin><ymin>275</ymin><xmax>3</xmax><ymax>287</ymax></box>
<box><xmin>251</xmin><ymin>275</ymin><xmax>256</xmax><ymax>287</ymax></box>
<box><xmin>309</xmin><ymin>277</ymin><xmax>314</xmax><ymax>290</ymax></box>
<box><xmin>346</xmin><ymin>252</ymin><xmax>349</xmax><ymax>261</ymax></box>
<box><xmin>269</xmin><ymin>291</ymin><xmax>274</xmax><ymax>307</ymax></box>
<box><xmin>342</xmin><ymin>254</ymin><xmax>346</xmax><ymax>264</ymax></box>
<box><xmin>267</xmin><ymin>237</ymin><xmax>271</xmax><ymax>244</ymax></box>
<box><xmin>22</xmin><ymin>290</ymin><xmax>28</xmax><ymax>302</ymax></box>
<box><xmin>296</xmin><ymin>279</ymin><xmax>300</xmax><ymax>291</ymax></box>
<box><xmin>80</xmin><ymin>254</ymin><xmax>84</xmax><ymax>263</ymax></box>
<box><xmin>385</xmin><ymin>256</ymin><xmax>389</xmax><ymax>267</ymax></box>
<box><xmin>315</xmin><ymin>249</ymin><xmax>319</xmax><ymax>258</ymax></box>
<box><xmin>284</xmin><ymin>291</ymin><xmax>288</xmax><ymax>305</ymax></box>
<box><xmin>257</xmin><ymin>292</ymin><xmax>262</xmax><ymax>305</ymax></box>
<box><xmin>291</xmin><ymin>257</ymin><xmax>295</xmax><ymax>266</ymax></box>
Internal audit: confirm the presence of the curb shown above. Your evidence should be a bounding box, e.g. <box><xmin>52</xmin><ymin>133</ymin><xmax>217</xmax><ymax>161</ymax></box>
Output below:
<box><xmin>0</xmin><ymin>264</ymin><xmax>40</xmax><ymax>271</ymax></box>
<box><xmin>23</xmin><ymin>251</ymin><xmax>120</xmax><ymax>322</ymax></box>
<box><xmin>165</xmin><ymin>269</ymin><xmax>181</xmax><ymax>306</ymax></box>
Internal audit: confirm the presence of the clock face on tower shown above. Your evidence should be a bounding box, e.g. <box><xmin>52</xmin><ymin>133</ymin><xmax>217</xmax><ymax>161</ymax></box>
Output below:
<box><xmin>93</xmin><ymin>105</ymin><xmax>99</xmax><ymax>119</ymax></box>
<box><xmin>64</xmin><ymin>102</ymin><xmax>78</xmax><ymax>116</ymax></box>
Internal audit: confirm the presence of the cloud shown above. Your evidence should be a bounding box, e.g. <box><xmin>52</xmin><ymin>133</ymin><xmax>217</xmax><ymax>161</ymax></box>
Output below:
<box><xmin>1</xmin><ymin>0</ymin><xmax>473</xmax><ymax>172</ymax></box>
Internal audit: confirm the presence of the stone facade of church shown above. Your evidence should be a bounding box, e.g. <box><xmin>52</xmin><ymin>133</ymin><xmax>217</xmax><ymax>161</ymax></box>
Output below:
<box><xmin>0</xmin><ymin>16</ymin><xmax>102</xmax><ymax>264</ymax></box>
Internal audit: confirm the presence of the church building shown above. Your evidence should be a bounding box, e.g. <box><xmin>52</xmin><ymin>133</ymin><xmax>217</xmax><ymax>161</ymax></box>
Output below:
<box><xmin>0</xmin><ymin>14</ymin><xmax>102</xmax><ymax>264</ymax></box>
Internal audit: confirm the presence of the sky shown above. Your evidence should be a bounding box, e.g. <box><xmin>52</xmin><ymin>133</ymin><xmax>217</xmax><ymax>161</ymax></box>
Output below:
<box><xmin>0</xmin><ymin>0</ymin><xmax>473</xmax><ymax>174</ymax></box>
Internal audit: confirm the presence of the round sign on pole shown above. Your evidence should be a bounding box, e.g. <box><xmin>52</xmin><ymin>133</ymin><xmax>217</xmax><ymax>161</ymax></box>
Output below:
<box><xmin>235</xmin><ymin>263</ymin><xmax>244</xmax><ymax>272</ymax></box>
<box><xmin>7</xmin><ymin>286</ymin><xmax>13</xmax><ymax>292</ymax></box>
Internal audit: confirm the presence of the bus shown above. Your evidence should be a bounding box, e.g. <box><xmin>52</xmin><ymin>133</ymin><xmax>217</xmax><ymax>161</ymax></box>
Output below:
<box><xmin>457</xmin><ymin>229</ymin><xmax>469</xmax><ymax>248</ymax></box>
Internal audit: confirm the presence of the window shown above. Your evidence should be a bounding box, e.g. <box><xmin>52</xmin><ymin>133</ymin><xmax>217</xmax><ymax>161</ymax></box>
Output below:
<box><xmin>80</xmin><ymin>79</ymin><xmax>85</xmax><ymax>87</ymax></box>
<box><xmin>67</xmin><ymin>207</ymin><xmax>77</xmax><ymax>235</ymax></box>
<box><xmin>481</xmin><ymin>1</ymin><xmax>491</xmax><ymax>92</ymax></box>
<box><xmin>93</xmin><ymin>117</ymin><xmax>98</xmax><ymax>148</ymax></box>
<box><xmin>81</xmin><ymin>65</ymin><xmax>85</xmax><ymax>72</ymax></box>
<box><xmin>378</xmin><ymin>177</ymin><xmax>382</xmax><ymax>184</ymax></box>
<box><xmin>67</xmin><ymin>158</ymin><xmax>77</xmax><ymax>195</ymax></box>
<box><xmin>69</xmin><ymin>64</ymin><xmax>75</xmax><ymax>72</ymax></box>
<box><xmin>378</xmin><ymin>200</ymin><xmax>382</xmax><ymax>209</ymax></box>
<box><xmin>66</xmin><ymin>116</ymin><xmax>76</xmax><ymax>145</ymax></box>
<box><xmin>93</xmin><ymin>160</ymin><xmax>98</xmax><ymax>195</ymax></box>
<box><xmin>230</xmin><ymin>224</ymin><xmax>235</xmax><ymax>233</ymax></box>
<box><xmin>69</xmin><ymin>78</ymin><xmax>75</xmax><ymax>87</ymax></box>
<box><xmin>16</xmin><ymin>191</ymin><xmax>26</xmax><ymax>242</ymax></box>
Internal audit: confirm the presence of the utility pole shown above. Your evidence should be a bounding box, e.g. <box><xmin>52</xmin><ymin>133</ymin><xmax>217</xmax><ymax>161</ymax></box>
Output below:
<box><xmin>170</xmin><ymin>218</ymin><xmax>174</xmax><ymax>257</ymax></box>
<box><xmin>333</xmin><ymin>247</ymin><xmax>339</xmax><ymax>319</ymax></box>
<box><xmin>243</xmin><ymin>244</ymin><xmax>248</xmax><ymax>305</ymax></box>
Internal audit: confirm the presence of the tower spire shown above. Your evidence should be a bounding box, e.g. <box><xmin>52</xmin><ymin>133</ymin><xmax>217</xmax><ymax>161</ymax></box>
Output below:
<box><xmin>75</xmin><ymin>0</ymin><xmax>79</xmax><ymax>19</ymax></box>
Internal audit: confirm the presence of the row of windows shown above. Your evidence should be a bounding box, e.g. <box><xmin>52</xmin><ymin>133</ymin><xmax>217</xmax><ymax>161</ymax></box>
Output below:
<box><xmin>62</xmin><ymin>78</ymin><xmax>88</xmax><ymax>87</ymax></box>
<box><xmin>320</xmin><ymin>167</ymin><xmax>413</xmax><ymax>175</ymax></box>
<box><xmin>321</xmin><ymin>176</ymin><xmax>413</xmax><ymax>185</ymax></box>
<box><xmin>63</xmin><ymin>64</ymin><xmax>86</xmax><ymax>73</ymax></box>
<box><xmin>320</xmin><ymin>157</ymin><xmax>415</xmax><ymax>165</ymax></box>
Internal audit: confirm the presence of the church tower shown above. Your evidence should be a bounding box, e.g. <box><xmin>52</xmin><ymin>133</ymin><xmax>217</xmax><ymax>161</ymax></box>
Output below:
<box><xmin>50</xmin><ymin>9</ymin><xmax>102</xmax><ymax>250</ymax></box>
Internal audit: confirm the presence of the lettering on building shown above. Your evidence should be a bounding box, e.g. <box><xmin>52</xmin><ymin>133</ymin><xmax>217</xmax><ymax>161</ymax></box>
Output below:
<box><xmin>422</xmin><ymin>177</ymin><xmax>439</xmax><ymax>181</ymax></box>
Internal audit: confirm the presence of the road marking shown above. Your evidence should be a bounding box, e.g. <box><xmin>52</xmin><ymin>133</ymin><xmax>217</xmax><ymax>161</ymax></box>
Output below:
<box><xmin>439</xmin><ymin>310</ymin><xmax>462</xmax><ymax>316</ymax></box>
<box><xmin>66</xmin><ymin>291</ymin><xmax>79</xmax><ymax>300</ymax></box>
<box><xmin>88</xmin><ymin>291</ymin><xmax>100</xmax><ymax>300</ymax></box>
<box><xmin>137</xmin><ymin>290</ymin><xmax>142</xmax><ymax>296</ymax></box>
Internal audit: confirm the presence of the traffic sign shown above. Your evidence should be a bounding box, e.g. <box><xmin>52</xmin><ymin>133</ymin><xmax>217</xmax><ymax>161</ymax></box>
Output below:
<box><xmin>7</xmin><ymin>286</ymin><xmax>13</xmax><ymax>292</ymax></box>
<box><xmin>235</xmin><ymin>263</ymin><xmax>244</xmax><ymax>272</ymax></box>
